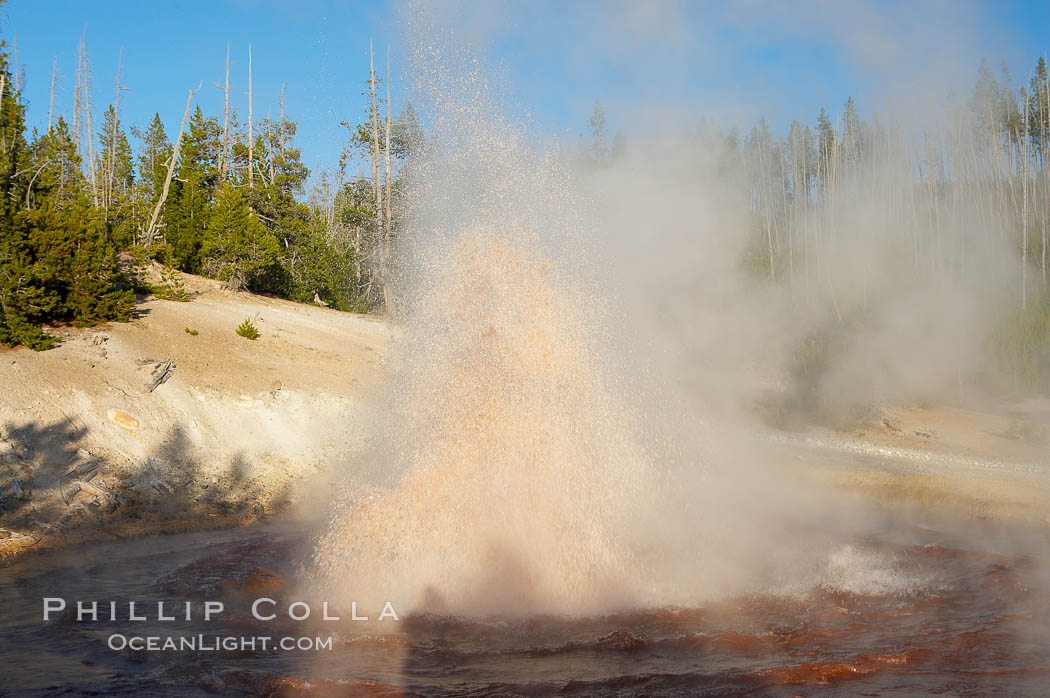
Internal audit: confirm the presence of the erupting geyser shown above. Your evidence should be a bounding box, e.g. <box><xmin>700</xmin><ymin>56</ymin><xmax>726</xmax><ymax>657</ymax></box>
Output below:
<box><xmin>305</xmin><ymin>9</ymin><xmax>677</xmax><ymax>616</ymax></box>
<box><xmin>304</xmin><ymin>8</ymin><xmax>991</xmax><ymax>622</ymax></box>
<box><xmin>310</xmin><ymin>223</ymin><xmax>655</xmax><ymax>615</ymax></box>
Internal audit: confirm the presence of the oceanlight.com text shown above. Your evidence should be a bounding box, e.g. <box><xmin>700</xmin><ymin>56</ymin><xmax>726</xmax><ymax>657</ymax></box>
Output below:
<box><xmin>107</xmin><ymin>634</ymin><xmax>334</xmax><ymax>652</ymax></box>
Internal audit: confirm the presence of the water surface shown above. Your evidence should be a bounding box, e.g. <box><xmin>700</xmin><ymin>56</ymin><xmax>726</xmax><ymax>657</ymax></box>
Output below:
<box><xmin>1</xmin><ymin>515</ymin><xmax>1047</xmax><ymax>696</ymax></box>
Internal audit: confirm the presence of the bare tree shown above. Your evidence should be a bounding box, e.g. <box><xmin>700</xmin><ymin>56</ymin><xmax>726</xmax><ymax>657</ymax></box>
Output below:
<box><xmin>1022</xmin><ymin>92</ymin><xmax>1030</xmax><ymax>311</ymax></box>
<box><xmin>48</xmin><ymin>54</ymin><xmax>58</xmax><ymax>132</ymax></box>
<box><xmin>247</xmin><ymin>44</ymin><xmax>254</xmax><ymax>189</ymax></box>
<box><xmin>267</xmin><ymin>110</ymin><xmax>276</xmax><ymax>188</ymax></box>
<box><xmin>75</xmin><ymin>28</ymin><xmax>99</xmax><ymax>207</ymax></box>
<box><xmin>384</xmin><ymin>45</ymin><xmax>393</xmax><ymax>264</ymax></box>
<box><xmin>279</xmin><ymin>81</ymin><xmax>286</xmax><ymax>156</ymax></box>
<box><xmin>12</xmin><ymin>33</ymin><xmax>21</xmax><ymax>94</ymax></box>
<box><xmin>218</xmin><ymin>41</ymin><xmax>231</xmax><ymax>181</ymax></box>
<box><xmin>103</xmin><ymin>47</ymin><xmax>126</xmax><ymax>215</ymax></box>
<box><xmin>1044</xmin><ymin>64</ymin><xmax>1049</xmax><ymax>286</ymax></box>
<box><xmin>72</xmin><ymin>36</ymin><xmax>82</xmax><ymax>158</ymax></box>
<box><xmin>144</xmin><ymin>83</ymin><xmax>202</xmax><ymax>245</ymax></box>
<box><xmin>369</xmin><ymin>41</ymin><xmax>382</xmax><ymax>274</ymax></box>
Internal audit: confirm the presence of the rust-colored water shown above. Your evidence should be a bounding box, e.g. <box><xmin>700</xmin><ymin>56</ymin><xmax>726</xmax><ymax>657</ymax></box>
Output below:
<box><xmin>2</xmin><ymin>518</ymin><xmax>1046</xmax><ymax>696</ymax></box>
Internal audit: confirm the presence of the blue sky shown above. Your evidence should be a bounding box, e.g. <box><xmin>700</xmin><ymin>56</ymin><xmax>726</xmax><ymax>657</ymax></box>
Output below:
<box><xmin>2</xmin><ymin>0</ymin><xmax>1048</xmax><ymax>181</ymax></box>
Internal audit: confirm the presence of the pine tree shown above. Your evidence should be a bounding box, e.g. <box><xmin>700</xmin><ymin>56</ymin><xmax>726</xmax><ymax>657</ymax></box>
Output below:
<box><xmin>587</xmin><ymin>101</ymin><xmax>608</xmax><ymax>165</ymax></box>
<box><xmin>391</xmin><ymin>103</ymin><xmax>425</xmax><ymax>160</ymax></box>
<box><xmin>1028</xmin><ymin>57</ymin><xmax>1049</xmax><ymax>161</ymax></box>
<box><xmin>27</xmin><ymin>117</ymin><xmax>84</xmax><ymax>207</ymax></box>
<box><xmin>265</xmin><ymin>117</ymin><xmax>309</xmax><ymax>199</ymax></box>
<box><xmin>27</xmin><ymin>194</ymin><xmax>134</xmax><ymax>326</ymax></box>
<box><xmin>134</xmin><ymin>113</ymin><xmax>171</xmax><ymax>201</ymax></box>
<box><xmin>787</xmin><ymin>120</ymin><xmax>815</xmax><ymax>205</ymax></box>
<box><xmin>165</xmin><ymin>106</ymin><xmax>220</xmax><ymax>271</ymax></box>
<box><xmin>201</xmin><ymin>182</ymin><xmax>279</xmax><ymax>290</ymax></box>
<box><xmin>999</xmin><ymin>60</ymin><xmax>1022</xmax><ymax>148</ymax></box>
<box><xmin>95</xmin><ymin>105</ymin><xmax>135</xmax><ymax>242</ymax></box>
<box><xmin>28</xmin><ymin>111</ymin><xmax>133</xmax><ymax>328</ymax></box>
<box><xmin>816</xmin><ymin>107</ymin><xmax>836</xmax><ymax>197</ymax></box>
<box><xmin>287</xmin><ymin>210</ymin><xmax>359</xmax><ymax>310</ymax></box>
<box><xmin>841</xmin><ymin>96</ymin><xmax>862</xmax><ymax>167</ymax></box>
<box><xmin>971</xmin><ymin>57</ymin><xmax>1000</xmax><ymax>132</ymax></box>
<box><xmin>1</xmin><ymin>49</ymin><xmax>132</xmax><ymax>350</ymax></box>
<box><xmin>97</xmin><ymin>107</ymin><xmax>134</xmax><ymax>195</ymax></box>
<box><xmin>0</xmin><ymin>43</ymin><xmax>56</xmax><ymax>349</ymax></box>
<box><xmin>244</xmin><ymin>114</ymin><xmax>310</xmax><ymax>297</ymax></box>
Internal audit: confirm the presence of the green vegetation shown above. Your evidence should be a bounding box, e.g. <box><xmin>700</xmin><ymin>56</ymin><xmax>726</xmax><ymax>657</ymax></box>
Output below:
<box><xmin>0</xmin><ymin>48</ymin><xmax>133</xmax><ymax>350</ymax></box>
<box><xmin>1</xmin><ymin>18</ymin><xmax>1047</xmax><ymax>401</ymax></box>
<box><xmin>0</xmin><ymin>30</ymin><xmax>421</xmax><ymax>349</ymax></box>
<box><xmin>989</xmin><ymin>291</ymin><xmax>1050</xmax><ymax>394</ymax></box>
<box><xmin>235</xmin><ymin>318</ymin><xmax>259</xmax><ymax>340</ymax></box>
<box><xmin>152</xmin><ymin>265</ymin><xmax>189</xmax><ymax>301</ymax></box>
<box><xmin>184</xmin><ymin>327</ymin><xmax>198</xmax><ymax>336</ymax></box>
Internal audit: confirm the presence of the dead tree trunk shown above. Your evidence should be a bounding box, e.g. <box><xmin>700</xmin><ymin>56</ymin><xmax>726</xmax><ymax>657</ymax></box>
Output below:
<box><xmin>267</xmin><ymin>117</ymin><xmax>276</xmax><ymax>188</ymax></box>
<box><xmin>72</xmin><ymin>35</ymin><xmax>83</xmax><ymax>167</ymax></box>
<box><xmin>354</xmin><ymin>166</ymin><xmax>362</xmax><ymax>292</ymax></box>
<box><xmin>1044</xmin><ymin>67</ymin><xmax>1050</xmax><ymax>287</ymax></box>
<box><xmin>279</xmin><ymin>83</ymin><xmax>286</xmax><ymax>157</ymax></box>
<box><xmin>383</xmin><ymin>47</ymin><xmax>395</xmax><ymax>311</ymax></box>
<box><xmin>144</xmin><ymin>83</ymin><xmax>201</xmax><ymax>246</ymax></box>
<box><xmin>48</xmin><ymin>54</ymin><xmax>57</xmax><ymax>132</ymax></box>
<box><xmin>105</xmin><ymin>48</ymin><xmax>124</xmax><ymax>216</ymax></box>
<box><xmin>219</xmin><ymin>41</ymin><xmax>230</xmax><ymax>181</ymax></box>
<box><xmin>369</xmin><ymin>41</ymin><xmax>383</xmax><ymax>300</ymax></box>
<box><xmin>384</xmin><ymin>45</ymin><xmax>393</xmax><ymax>262</ymax></box>
<box><xmin>1021</xmin><ymin>99</ymin><xmax>1030</xmax><ymax>312</ymax></box>
<box><xmin>78</xmin><ymin>30</ymin><xmax>99</xmax><ymax>208</ymax></box>
<box><xmin>11</xmin><ymin>35</ymin><xmax>18</xmax><ymax>93</ymax></box>
<box><xmin>247</xmin><ymin>45</ymin><xmax>254</xmax><ymax>189</ymax></box>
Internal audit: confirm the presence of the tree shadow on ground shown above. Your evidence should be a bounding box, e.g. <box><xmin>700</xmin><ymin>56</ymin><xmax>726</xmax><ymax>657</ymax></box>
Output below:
<box><xmin>1</xmin><ymin>419</ymin><xmax>295</xmax><ymax>547</ymax></box>
<box><xmin>0</xmin><ymin>418</ymin><xmax>88</xmax><ymax>525</ymax></box>
<box><xmin>132</xmin><ymin>425</ymin><xmax>294</xmax><ymax>521</ymax></box>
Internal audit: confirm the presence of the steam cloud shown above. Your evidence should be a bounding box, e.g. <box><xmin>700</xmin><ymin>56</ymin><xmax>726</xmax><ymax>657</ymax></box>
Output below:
<box><xmin>307</xmin><ymin>0</ymin><xmax>1046</xmax><ymax>616</ymax></box>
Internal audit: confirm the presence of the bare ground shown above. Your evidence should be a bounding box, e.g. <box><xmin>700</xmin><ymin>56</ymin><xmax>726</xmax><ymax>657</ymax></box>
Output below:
<box><xmin>762</xmin><ymin>403</ymin><xmax>1050</xmax><ymax>526</ymax></box>
<box><xmin>0</xmin><ymin>268</ymin><xmax>391</xmax><ymax>558</ymax></box>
